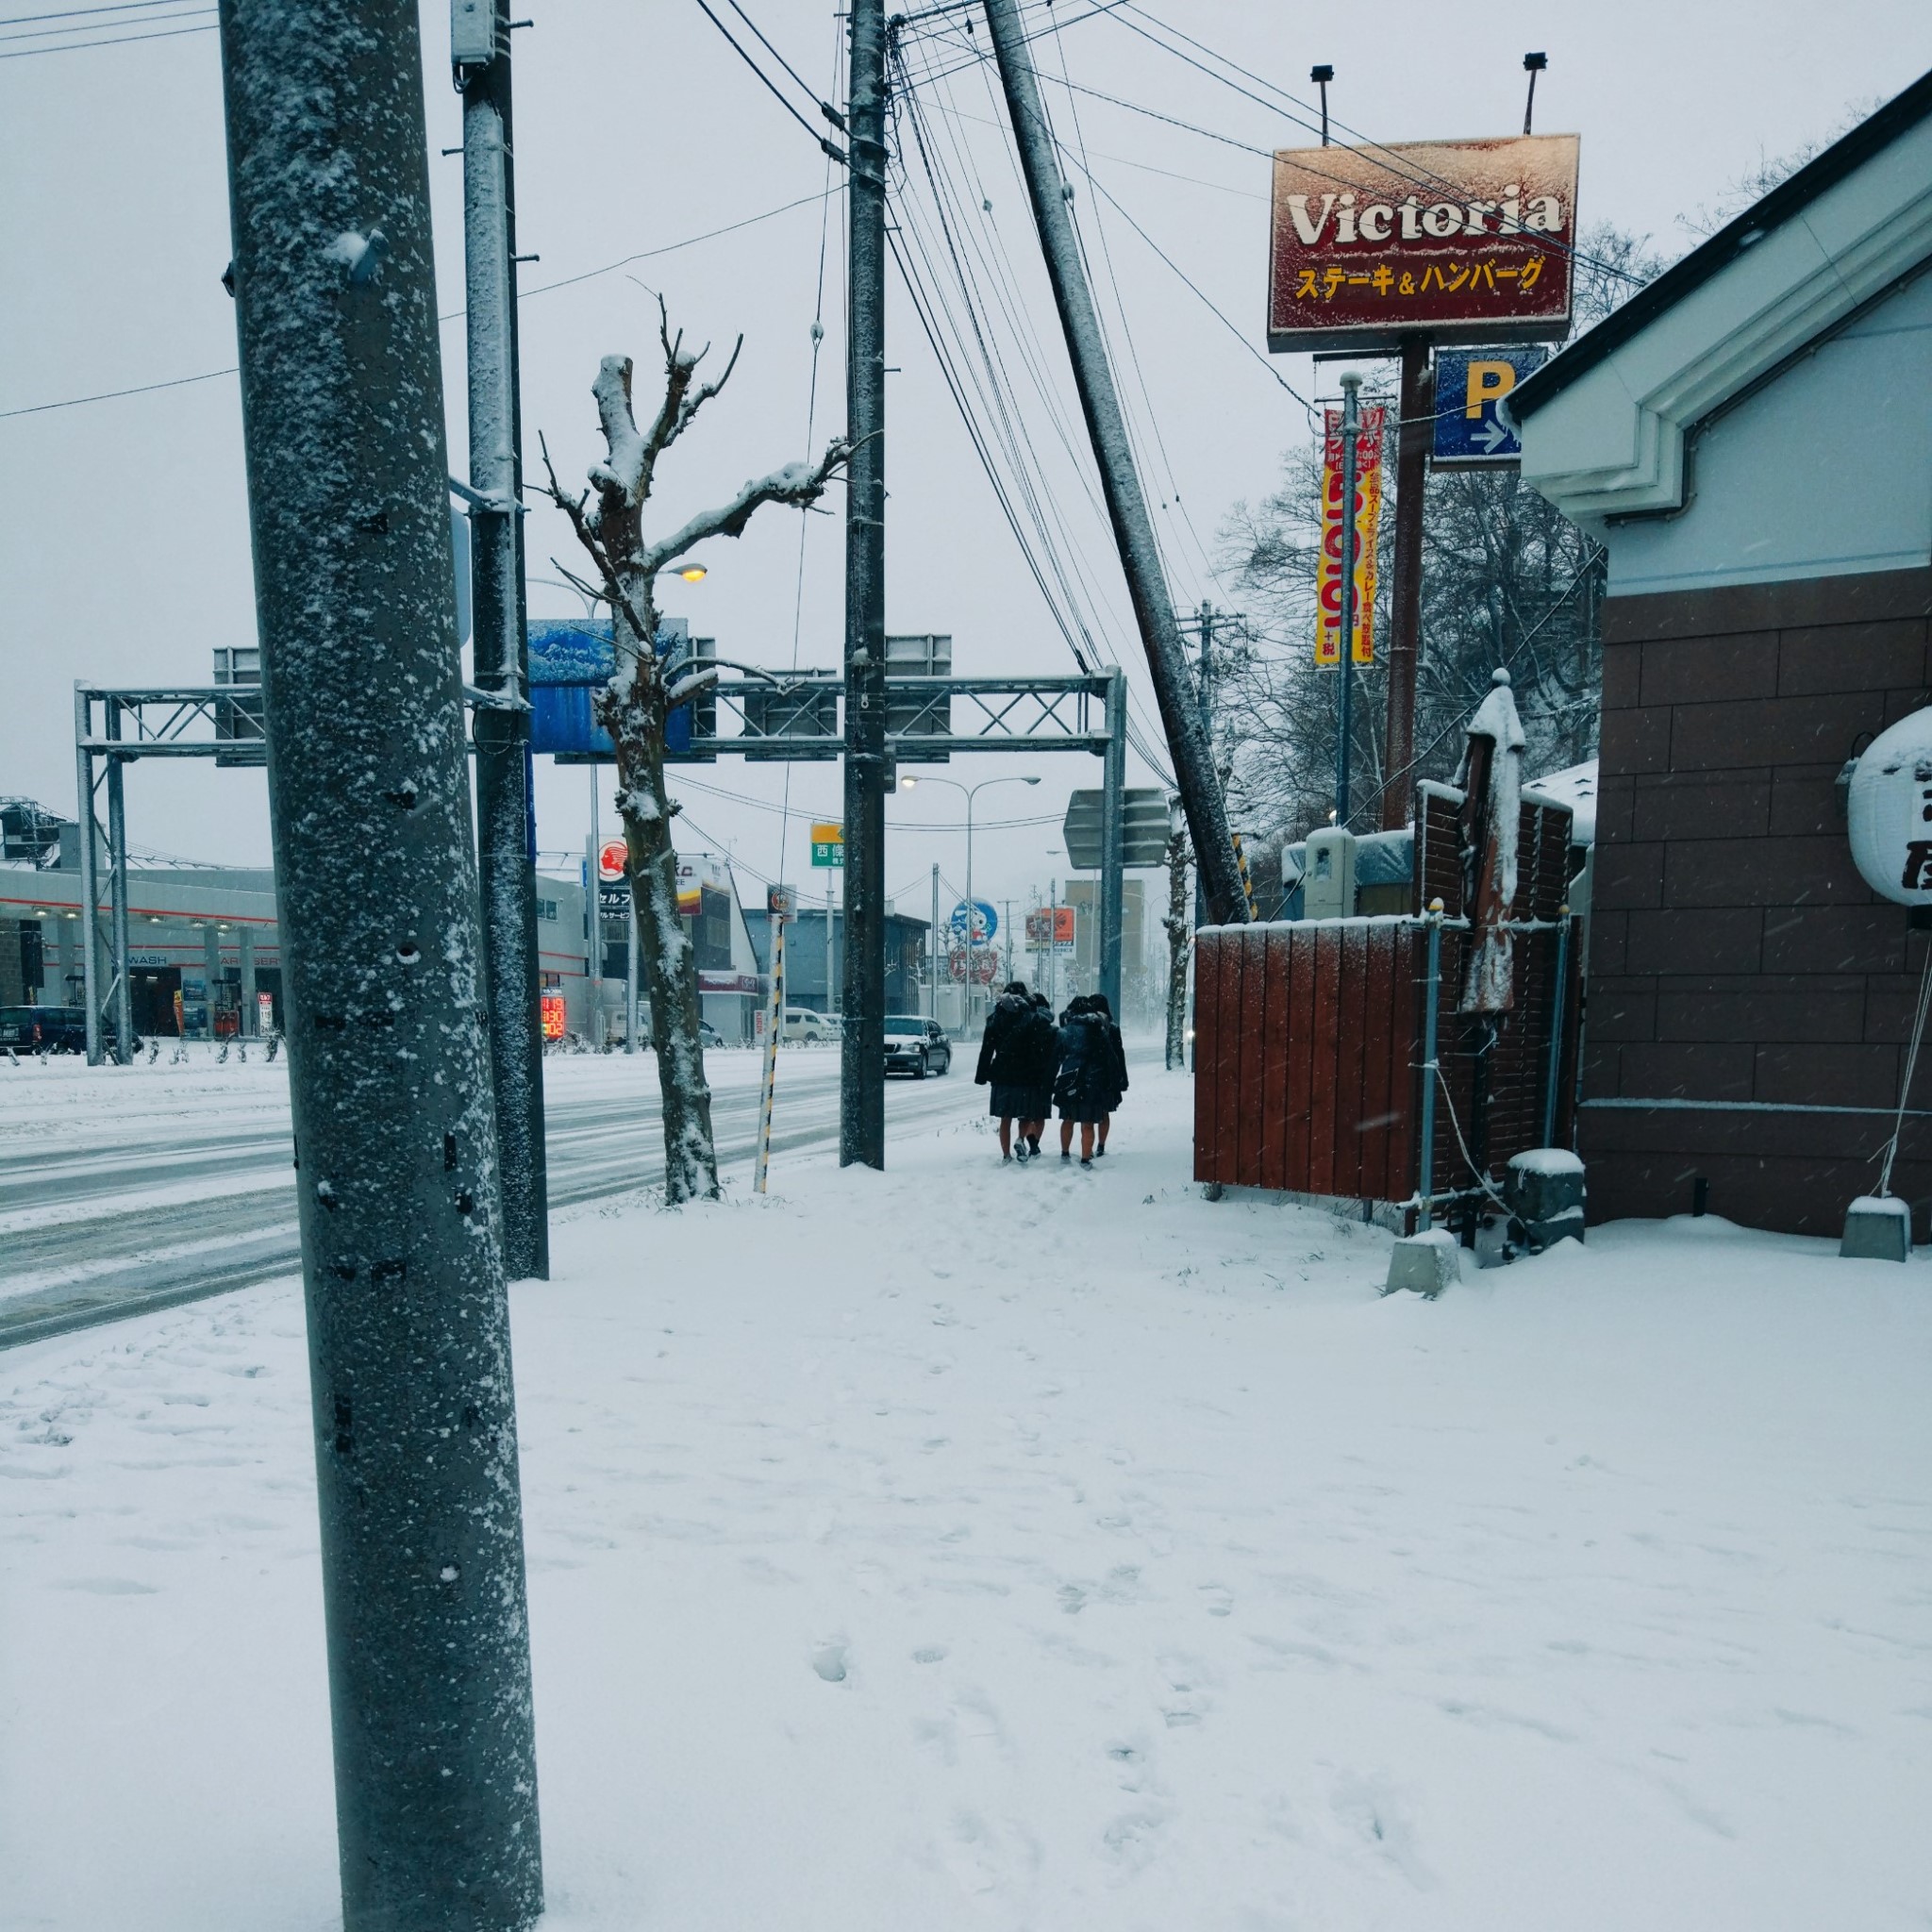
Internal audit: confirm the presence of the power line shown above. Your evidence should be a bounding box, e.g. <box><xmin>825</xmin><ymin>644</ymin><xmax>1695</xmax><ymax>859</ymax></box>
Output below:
<box><xmin>0</xmin><ymin>0</ymin><xmax>204</xmax><ymax>40</ymax></box>
<box><xmin>0</xmin><ymin>15</ymin><xmax>208</xmax><ymax>55</ymax></box>
<box><xmin>688</xmin><ymin>0</ymin><xmax>847</xmax><ymax>163</ymax></box>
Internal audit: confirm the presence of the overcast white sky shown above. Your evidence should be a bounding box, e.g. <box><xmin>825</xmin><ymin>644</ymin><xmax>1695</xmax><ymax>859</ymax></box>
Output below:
<box><xmin>4</xmin><ymin>0</ymin><xmax>1929</xmax><ymax>935</ymax></box>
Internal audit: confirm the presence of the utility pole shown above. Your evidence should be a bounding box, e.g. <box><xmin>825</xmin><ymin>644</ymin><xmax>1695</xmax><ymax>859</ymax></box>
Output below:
<box><xmin>929</xmin><ymin>862</ymin><xmax>940</xmax><ymax>1020</ymax></box>
<box><xmin>841</xmin><ymin>0</ymin><xmax>888</xmax><ymax>1167</ymax></box>
<box><xmin>1099</xmin><ymin>667</ymin><xmax>1125</xmax><ymax>1015</ymax></box>
<box><xmin>457</xmin><ymin>0</ymin><xmax>548</xmax><ymax>1276</ymax></box>
<box><xmin>216</xmin><ymin>0</ymin><xmax>542</xmax><ymax>1921</ymax></box>
<box><xmin>984</xmin><ymin>0</ymin><xmax>1248</xmax><ymax>928</ymax></box>
<box><xmin>1192</xmin><ymin>604</ymin><xmax>1212</xmax><ymax>930</ymax></box>
<box><xmin>1336</xmin><ymin>373</ymin><xmax>1362</xmax><ymax>826</ymax></box>
<box><xmin>1381</xmin><ymin>340</ymin><xmax>1430</xmax><ymax>830</ymax></box>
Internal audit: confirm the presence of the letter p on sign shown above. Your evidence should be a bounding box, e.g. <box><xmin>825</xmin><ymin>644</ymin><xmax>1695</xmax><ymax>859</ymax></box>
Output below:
<box><xmin>1464</xmin><ymin>359</ymin><xmax>1516</xmax><ymax>418</ymax></box>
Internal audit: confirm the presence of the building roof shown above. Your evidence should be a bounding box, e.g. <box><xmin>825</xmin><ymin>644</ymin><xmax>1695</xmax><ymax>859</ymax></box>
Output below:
<box><xmin>1511</xmin><ymin>67</ymin><xmax>1932</xmax><ymax>425</ymax></box>
<box><xmin>1508</xmin><ymin>69</ymin><xmax>1932</xmax><ymax>527</ymax></box>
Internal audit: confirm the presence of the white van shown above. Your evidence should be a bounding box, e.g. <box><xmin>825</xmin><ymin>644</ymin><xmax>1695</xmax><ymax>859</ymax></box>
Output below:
<box><xmin>782</xmin><ymin>1008</ymin><xmax>837</xmax><ymax>1043</ymax></box>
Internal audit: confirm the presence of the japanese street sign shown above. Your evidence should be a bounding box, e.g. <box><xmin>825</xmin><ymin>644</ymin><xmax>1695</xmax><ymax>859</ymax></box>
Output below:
<box><xmin>1025</xmin><ymin>907</ymin><xmax>1074</xmax><ymax>950</ymax></box>
<box><xmin>809</xmin><ymin>821</ymin><xmax>843</xmax><ymax>868</ymax></box>
<box><xmin>947</xmin><ymin>946</ymin><xmax>1000</xmax><ymax>985</ymax></box>
<box><xmin>596</xmin><ymin>837</ymin><xmax>627</xmax><ymax>881</ymax></box>
<box><xmin>1431</xmin><ymin>346</ymin><xmax>1548</xmax><ymax>466</ymax></box>
<box><xmin>767</xmin><ymin>884</ymin><xmax>797</xmax><ymax>918</ymax></box>
<box><xmin>1317</xmin><ymin>405</ymin><xmax>1386</xmax><ymax>666</ymax></box>
<box><xmin>1062</xmin><ymin>788</ymin><xmax>1171</xmax><ymax>869</ymax></box>
<box><xmin>1268</xmin><ymin>135</ymin><xmax>1579</xmax><ymax>354</ymax></box>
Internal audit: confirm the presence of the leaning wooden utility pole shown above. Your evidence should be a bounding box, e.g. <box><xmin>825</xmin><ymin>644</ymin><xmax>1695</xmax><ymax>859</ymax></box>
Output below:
<box><xmin>216</xmin><ymin>0</ymin><xmax>543</xmax><ymax>1921</ymax></box>
<box><xmin>841</xmin><ymin>0</ymin><xmax>890</xmax><ymax>1167</ymax></box>
<box><xmin>983</xmin><ymin>0</ymin><xmax>1248</xmax><ymax>927</ymax></box>
<box><xmin>456</xmin><ymin>0</ymin><xmax>549</xmax><ymax>1279</ymax></box>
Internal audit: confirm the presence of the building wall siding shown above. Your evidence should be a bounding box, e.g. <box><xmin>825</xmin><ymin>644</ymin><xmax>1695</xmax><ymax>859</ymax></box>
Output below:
<box><xmin>1584</xmin><ymin>563</ymin><xmax>1932</xmax><ymax>1235</ymax></box>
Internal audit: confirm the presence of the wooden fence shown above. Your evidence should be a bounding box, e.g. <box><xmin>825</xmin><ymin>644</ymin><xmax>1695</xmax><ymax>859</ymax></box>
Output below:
<box><xmin>1193</xmin><ymin>790</ymin><xmax>1581</xmax><ymax>1214</ymax></box>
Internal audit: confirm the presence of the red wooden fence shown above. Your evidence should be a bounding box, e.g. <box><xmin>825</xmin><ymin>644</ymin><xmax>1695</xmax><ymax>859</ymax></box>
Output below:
<box><xmin>1193</xmin><ymin>791</ymin><xmax>1580</xmax><ymax>1210</ymax></box>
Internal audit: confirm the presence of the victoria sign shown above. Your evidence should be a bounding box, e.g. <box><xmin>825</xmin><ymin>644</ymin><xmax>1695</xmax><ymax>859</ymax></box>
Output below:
<box><xmin>1268</xmin><ymin>135</ymin><xmax>1579</xmax><ymax>354</ymax></box>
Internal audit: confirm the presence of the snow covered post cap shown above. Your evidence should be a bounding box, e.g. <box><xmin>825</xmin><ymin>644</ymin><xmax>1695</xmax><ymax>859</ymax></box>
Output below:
<box><xmin>1847</xmin><ymin>708</ymin><xmax>1932</xmax><ymax>907</ymax></box>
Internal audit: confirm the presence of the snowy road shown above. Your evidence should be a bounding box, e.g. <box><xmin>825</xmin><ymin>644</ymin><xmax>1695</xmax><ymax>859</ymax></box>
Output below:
<box><xmin>0</xmin><ymin>1048</ymin><xmax>973</xmax><ymax>1346</ymax></box>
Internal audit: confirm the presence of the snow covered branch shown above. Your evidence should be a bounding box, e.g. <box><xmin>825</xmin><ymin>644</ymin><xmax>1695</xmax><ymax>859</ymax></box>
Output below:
<box><xmin>586</xmin><ymin>301</ymin><xmax>744</xmax><ymax>512</ymax></box>
<box><xmin>641</xmin><ymin>441</ymin><xmax>854</xmax><ymax>578</ymax></box>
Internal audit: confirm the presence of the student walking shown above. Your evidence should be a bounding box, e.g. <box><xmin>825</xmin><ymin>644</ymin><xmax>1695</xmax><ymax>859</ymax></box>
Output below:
<box><xmin>1089</xmin><ymin>991</ymin><xmax>1129</xmax><ymax>1157</ymax></box>
<box><xmin>1053</xmin><ymin>995</ymin><xmax>1112</xmax><ymax>1167</ymax></box>
<box><xmin>1015</xmin><ymin>991</ymin><xmax>1060</xmax><ymax>1160</ymax></box>
<box><xmin>974</xmin><ymin>980</ymin><xmax>1036</xmax><ymax>1162</ymax></box>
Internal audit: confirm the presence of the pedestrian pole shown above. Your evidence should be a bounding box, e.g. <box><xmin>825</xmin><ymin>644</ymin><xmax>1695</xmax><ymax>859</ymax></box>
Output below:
<box><xmin>216</xmin><ymin>0</ymin><xmax>543</xmax><ymax>1916</ymax></box>
<box><xmin>754</xmin><ymin>917</ymin><xmax>785</xmax><ymax>1192</ymax></box>
<box><xmin>458</xmin><ymin>0</ymin><xmax>548</xmax><ymax>1278</ymax></box>
<box><xmin>1336</xmin><ymin>373</ymin><xmax>1362</xmax><ymax>828</ymax></box>
<box><xmin>983</xmin><ymin>0</ymin><xmax>1247</xmax><ymax>928</ymax></box>
<box><xmin>1417</xmin><ymin>897</ymin><xmax>1443</xmax><ymax>1231</ymax></box>
<box><xmin>840</xmin><ymin>0</ymin><xmax>889</xmax><ymax>1169</ymax></box>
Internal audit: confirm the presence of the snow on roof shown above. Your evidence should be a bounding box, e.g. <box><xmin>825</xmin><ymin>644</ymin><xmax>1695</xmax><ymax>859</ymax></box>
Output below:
<box><xmin>1524</xmin><ymin>759</ymin><xmax>1598</xmax><ymax>845</ymax></box>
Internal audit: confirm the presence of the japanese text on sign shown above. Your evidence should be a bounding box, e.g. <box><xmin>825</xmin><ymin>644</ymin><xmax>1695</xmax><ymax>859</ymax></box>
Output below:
<box><xmin>1316</xmin><ymin>405</ymin><xmax>1386</xmax><ymax>667</ymax></box>
<box><xmin>1268</xmin><ymin>135</ymin><xmax>1578</xmax><ymax>354</ymax></box>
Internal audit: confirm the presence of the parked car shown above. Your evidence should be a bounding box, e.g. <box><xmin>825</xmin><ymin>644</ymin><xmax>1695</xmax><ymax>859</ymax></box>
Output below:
<box><xmin>783</xmin><ymin>1008</ymin><xmax>837</xmax><ymax>1043</ymax></box>
<box><xmin>699</xmin><ymin>1020</ymin><xmax>724</xmax><ymax>1048</ymax></box>
<box><xmin>884</xmin><ymin>1014</ymin><xmax>952</xmax><ymax>1079</ymax></box>
<box><xmin>0</xmin><ymin>1006</ymin><xmax>133</xmax><ymax>1055</ymax></box>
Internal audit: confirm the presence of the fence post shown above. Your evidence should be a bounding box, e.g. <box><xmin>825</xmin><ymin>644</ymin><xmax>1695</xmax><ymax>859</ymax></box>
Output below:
<box><xmin>1417</xmin><ymin>898</ymin><xmax>1443</xmax><ymax>1231</ymax></box>
<box><xmin>1541</xmin><ymin>904</ymin><xmax>1571</xmax><ymax>1149</ymax></box>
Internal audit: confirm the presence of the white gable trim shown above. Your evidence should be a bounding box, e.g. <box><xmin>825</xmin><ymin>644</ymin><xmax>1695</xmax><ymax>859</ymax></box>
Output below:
<box><xmin>1518</xmin><ymin>115</ymin><xmax>1932</xmax><ymax>525</ymax></box>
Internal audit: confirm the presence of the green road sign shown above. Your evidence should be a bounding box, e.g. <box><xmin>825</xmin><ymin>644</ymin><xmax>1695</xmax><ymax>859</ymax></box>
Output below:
<box><xmin>810</xmin><ymin>820</ymin><xmax>844</xmax><ymax>868</ymax></box>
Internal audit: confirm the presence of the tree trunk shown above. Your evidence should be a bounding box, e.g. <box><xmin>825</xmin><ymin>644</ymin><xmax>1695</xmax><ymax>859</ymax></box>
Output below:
<box><xmin>597</xmin><ymin>591</ymin><xmax>720</xmax><ymax>1204</ymax></box>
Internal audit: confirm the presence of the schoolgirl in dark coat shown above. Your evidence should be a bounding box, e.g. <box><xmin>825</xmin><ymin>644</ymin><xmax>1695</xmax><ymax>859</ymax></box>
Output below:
<box><xmin>1053</xmin><ymin>996</ymin><xmax>1111</xmax><ymax>1165</ymax></box>
<box><xmin>1088</xmin><ymin>991</ymin><xmax>1129</xmax><ymax>1156</ymax></box>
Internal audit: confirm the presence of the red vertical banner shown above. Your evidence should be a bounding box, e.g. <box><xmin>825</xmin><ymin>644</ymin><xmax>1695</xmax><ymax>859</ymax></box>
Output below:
<box><xmin>1315</xmin><ymin>404</ymin><xmax>1386</xmax><ymax>666</ymax></box>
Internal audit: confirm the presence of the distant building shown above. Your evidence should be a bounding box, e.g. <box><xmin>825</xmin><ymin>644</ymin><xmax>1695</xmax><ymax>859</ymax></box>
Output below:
<box><xmin>1511</xmin><ymin>72</ymin><xmax>1932</xmax><ymax>1235</ymax></box>
<box><xmin>742</xmin><ymin>905</ymin><xmax>931</xmax><ymax>1016</ymax></box>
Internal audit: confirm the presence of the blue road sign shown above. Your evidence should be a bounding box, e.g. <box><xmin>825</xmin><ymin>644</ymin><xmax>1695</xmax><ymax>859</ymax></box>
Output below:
<box><xmin>526</xmin><ymin>620</ymin><xmax>697</xmax><ymax>760</ymax></box>
<box><xmin>1431</xmin><ymin>346</ymin><xmax>1548</xmax><ymax>467</ymax></box>
<box><xmin>948</xmin><ymin>900</ymin><xmax>997</xmax><ymax>944</ymax></box>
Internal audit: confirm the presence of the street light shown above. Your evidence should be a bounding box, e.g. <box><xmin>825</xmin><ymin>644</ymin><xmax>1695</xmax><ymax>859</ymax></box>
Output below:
<box><xmin>898</xmin><ymin>773</ymin><xmax>1041</xmax><ymax>1020</ymax></box>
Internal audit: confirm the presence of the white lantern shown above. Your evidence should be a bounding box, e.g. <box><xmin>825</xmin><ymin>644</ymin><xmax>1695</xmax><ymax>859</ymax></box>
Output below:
<box><xmin>1846</xmin><ymin>708</ymin><xmax>1932</xmax><ymax>906</ymax></box>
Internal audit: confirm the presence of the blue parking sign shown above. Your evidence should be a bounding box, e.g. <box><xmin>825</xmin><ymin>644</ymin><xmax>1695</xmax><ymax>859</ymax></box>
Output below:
<box><xmin>1431</xmin><ymin>346</ymin><xmax>1548</xmax><ymax>467</ymax></box>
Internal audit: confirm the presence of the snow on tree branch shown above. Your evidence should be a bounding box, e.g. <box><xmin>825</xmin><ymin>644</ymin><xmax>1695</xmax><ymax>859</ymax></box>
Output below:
<box><xmin>641</xmin><ymin>444</ymin><xmax>853</xmax><ymax>578</ymax></box>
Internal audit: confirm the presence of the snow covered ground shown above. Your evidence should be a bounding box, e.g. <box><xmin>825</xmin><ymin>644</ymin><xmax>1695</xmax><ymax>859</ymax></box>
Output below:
<box><xmin>4</xmin><ymin>1059</ymin><xmax>1931</xmax><ymax>1930</ymax></box>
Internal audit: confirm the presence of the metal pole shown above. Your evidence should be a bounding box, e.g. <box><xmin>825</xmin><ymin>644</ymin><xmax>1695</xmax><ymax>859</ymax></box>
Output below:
<box><xmin>625</xmin><ymin>875</ymin><xmax>640</xmax><ymax>1051</ymax></box>
<box><xmin>216</xmin><ymin>0</ymin><xmax>542</xmax><ymax>1915</ymax></box>
<box><xmin>841</xmin><ymin>0</ymin><xmax>888</xmax><ymax>1168</ymax></box>
<box><xmin>1336</xmin><ymin>373</ymin><xmax>1361</xmax><ymax>827</ymax></box>
<box><xmin>1542</xmin><ymin>905</ymin><xmax>1572</xmax><ymax>1148</ymax></box>
<box><xmin>240</xmin><ymin>924</ymin><xmax>258</xmax><ymax>1036</ymax></box>
<box><xmin>1100</xmin><ymin>668</ymin><xmax>1125</xmax><ymax>1015</ymax></box>
<box><xmin>964</xmin><ymin>790</ymin><xmax>974</xmax><ymax>1008</ymax></box>
<box><xmin>929</xmin><ymin>861</ymin><xmax>940</xmax><ymax>1020</ymax></box>
<box><xmin>459</xmin><ymin>0</ymin><xmax>549</xmax><ymax>1279</ymax></box>
<box><xmin>984</xmin><ymin>0</ymin><xmax>1247</xmax><ymax>927</ymax></box>
<box><xmin>105</xmin><ymin>705</ymin><xmax>133</xmax><ymax>1066</ymax></box>
<box><xmin>827</xmin><ymin>878</ymin><xmax>836</xmax><ymax>1013</ymax></box>
<box><xmin>1418</xmin><ymin>898</ymin><xmax>1443</xmax><ymax>1231</ymax></box>
<box><xmin>73</xmin><ymin>686</ymin><xmax>102</xmax><ymax>1066</ymax></box>
<box><xmin>754</xmin><ymin>918</ymin><xmax>784</xmax><ymax>1191</ymax></box>
<box><xmin>1381</xmin><ymin>338</ymin><xmax>1429</xmax><ymax>831</ymax></box>
<box><xmin>586</xmin><ymin>774</ymin><xmax>603</xmax><ymax>1046</ymax></box>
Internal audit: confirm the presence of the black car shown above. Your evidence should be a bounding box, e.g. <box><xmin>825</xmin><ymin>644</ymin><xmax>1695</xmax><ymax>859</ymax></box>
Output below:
<box><xmin>0</xmin><ymin>1005</ymin><xmax>120</xmax><ymax>1054</ymax></box>
<box><xmin>883</xmin><ymin>1014</ymin><xmax>952</xmax><ymax>1078</ymax></box>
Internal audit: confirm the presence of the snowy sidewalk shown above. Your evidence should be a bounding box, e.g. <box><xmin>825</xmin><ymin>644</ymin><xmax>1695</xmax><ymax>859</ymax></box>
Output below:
<box><xmin>3</xmin><ymin>1067</ymin><xmax>1930</xmax><ymax>1929</ymax></box>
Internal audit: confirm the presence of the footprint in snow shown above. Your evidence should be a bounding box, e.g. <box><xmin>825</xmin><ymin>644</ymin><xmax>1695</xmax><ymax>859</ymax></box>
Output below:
<box><xmin>810</xmin><ymin>1641</ymin><xmax>849</xmax><ymax>1683</ymax></box>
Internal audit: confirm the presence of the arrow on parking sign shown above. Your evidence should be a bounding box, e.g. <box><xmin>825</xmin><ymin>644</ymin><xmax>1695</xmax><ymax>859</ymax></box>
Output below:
<box><xmin>1473</xmin><ymin>418</ymin><xmax>1514</xmax><ymax>455</ymax></box>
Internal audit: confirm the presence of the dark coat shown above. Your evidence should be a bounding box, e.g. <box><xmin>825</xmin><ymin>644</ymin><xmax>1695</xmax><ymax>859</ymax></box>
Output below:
<box><xmin>1103</xmin><ymin>1020</ymin><xmax>1129</xmax><ymax>1112</ymax></box>
<box><xmin>1053</xmin><ymin>1010</ymin><xmax>1113</xmax><ymax>1121</ymax></box>
<box><xmin>974</xmin><ymin>992</ymin><xmax>1034</xmax><ymax>1086</ymax></box>
<box><xmin>1013</xmin><ymin>1008</ymin><xmax>1062</xmax><ymax>1092</ymax></box>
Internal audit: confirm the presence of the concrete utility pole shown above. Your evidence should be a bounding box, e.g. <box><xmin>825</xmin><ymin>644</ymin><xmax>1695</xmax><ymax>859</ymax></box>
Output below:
<box><xmin>983</xmin><ymin>0</ymin><xmax>1248</xmax><ymax>928</ymax></box>
<box><xmin>841</xmin><ymin>0</ymin><xmax>889</xmax><ymax>1167</ymax></box>
<box><xmin>928</xmin><ymin>862</ymin><xmax>940</xmax><ymax>1019</ymax></box>
<box><xmin>457</xmin><ymin>0</ymin><xmax>548</xmax><ymax>1277</ymax></box>
<box><xmin>1100</xmin><ymin>667</ymin><xmax>1125</xmax><ymax>1015</ymax></box>
<box><xmin>1192</xmin><ymin>605</ymin><xmax>1212</xmax><ymax>931</ymax></box>
<box><xmin>216</xmin><ymin>0</ymin><xmax>543</xmax><ymax>1921</ymax></box>
<box><xmin>1336</xmin><ymin>373</ymin><xmax>1362</xmax><ymax>827</ymax></box>
<box><xmin>1381</xmin><ymin>340</ymin><xmax>1430</xmax><ymax>829</ymax></box>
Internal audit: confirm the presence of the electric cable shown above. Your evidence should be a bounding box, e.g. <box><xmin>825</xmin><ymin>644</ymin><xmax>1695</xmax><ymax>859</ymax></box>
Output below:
<box><xmin>687</xmin><ymin>0</ymin><xmax>847</xmax><ymax>163</ymax></box>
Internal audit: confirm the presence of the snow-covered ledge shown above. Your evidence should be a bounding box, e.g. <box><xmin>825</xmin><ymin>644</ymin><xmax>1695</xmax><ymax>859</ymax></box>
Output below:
<box><xmin>1515</xmin><ymin>113</ymin><xmax>1932</xmax><ymax>528</ymax></box>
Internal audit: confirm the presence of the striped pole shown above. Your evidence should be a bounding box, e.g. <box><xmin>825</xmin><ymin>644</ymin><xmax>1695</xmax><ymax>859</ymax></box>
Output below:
<box><xmin>754</xmin><ymin>919</ymin><xmax>786</xmax><ymax>1193</ymax></box>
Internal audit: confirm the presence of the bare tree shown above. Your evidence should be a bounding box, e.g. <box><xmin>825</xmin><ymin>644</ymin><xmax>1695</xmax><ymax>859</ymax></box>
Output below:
<box><xmin>541</xmin><ymin>307</ymin><xmax>851</xmax><ymax>1203</ymax></box>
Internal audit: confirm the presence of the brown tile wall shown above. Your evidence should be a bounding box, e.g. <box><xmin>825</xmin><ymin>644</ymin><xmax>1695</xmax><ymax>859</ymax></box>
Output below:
<box><xmin>1585</xmin><ymin>565</ymin><xmax>1932</xmax><ymax>1238</ymax></box>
